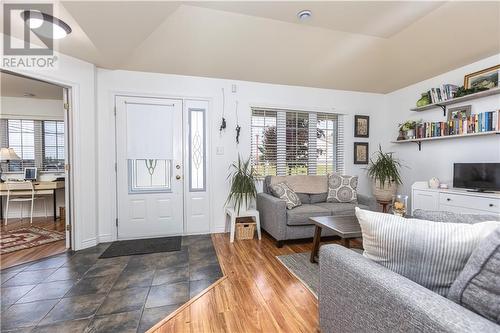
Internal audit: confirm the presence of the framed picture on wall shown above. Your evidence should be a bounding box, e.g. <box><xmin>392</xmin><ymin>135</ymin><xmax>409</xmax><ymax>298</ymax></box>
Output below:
<box><xmin>354</xmin><ymin>115</ymin><xmax>369</xmax><ymax>138</ymax></box>
<box><xmin>464</xmin><ymin>64</ymin><xmax>499</xmax><ymax>90</ymax></box>
<box><xmin>354</xmin><ymin>142</ymin><xmax>369</xmax><ymax>165</ymax></box>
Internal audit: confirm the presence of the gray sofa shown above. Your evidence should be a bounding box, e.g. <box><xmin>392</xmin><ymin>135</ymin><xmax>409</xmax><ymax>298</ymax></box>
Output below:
<box><xmin>257</xmin><ymin>175</ymin><xmax>376</xmax><ymax>247</ymax></box>
<box><xmin>319</xmin><ymin>210</ymin><xmax>500</xmax><ymax>333</ymax></box>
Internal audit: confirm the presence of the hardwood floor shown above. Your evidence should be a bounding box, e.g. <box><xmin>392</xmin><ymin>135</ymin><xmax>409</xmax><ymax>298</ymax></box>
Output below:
<box><xmin>151</xmin><ymin>233</ymin><xmax>359</xmax><ymax>333</ymax></box>
<box><xmin>0</xmin><ymin>217</ymin><xmax>67</xmax><ymax>269</ymax></box>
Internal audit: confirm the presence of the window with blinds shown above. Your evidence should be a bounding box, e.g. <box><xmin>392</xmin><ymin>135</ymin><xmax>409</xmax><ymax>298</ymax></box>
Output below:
<box><xmin>251</xmin><ymin>108</ymin><xmax>343</xmax><ymax>176</ymax></box>
<box><xmin>0</xmin><ymin>119</ymin><xmax>65</xmax><ymax>172</ymax></box>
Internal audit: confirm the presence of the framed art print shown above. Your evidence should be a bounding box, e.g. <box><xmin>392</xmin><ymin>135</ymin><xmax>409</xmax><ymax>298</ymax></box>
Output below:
<box><xmin>354</xmin><ymin>115</ymin><xmax>369</xmax><ymax>138</ymax></box>
<box><xmin>354</xmin><ymin>142</ymin><xmax>369</xmax><ymax>164</ymax></box>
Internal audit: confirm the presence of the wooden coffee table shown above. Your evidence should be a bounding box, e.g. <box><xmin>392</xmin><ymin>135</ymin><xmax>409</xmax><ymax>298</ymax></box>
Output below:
<box><xmin>309</xmin><ymin>215</ymin><xmax>362</xmax><ymax>263</ymax></box>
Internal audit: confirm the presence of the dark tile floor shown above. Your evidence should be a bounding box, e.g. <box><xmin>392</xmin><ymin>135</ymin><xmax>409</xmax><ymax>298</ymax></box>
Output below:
<box><xmin>0</xmin><ymin>235</ymin><xmax>223</xmax><ymax>333</ymax></box>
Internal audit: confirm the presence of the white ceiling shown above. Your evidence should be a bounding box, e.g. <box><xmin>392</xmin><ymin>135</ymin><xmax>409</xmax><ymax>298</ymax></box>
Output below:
<box><xmin>3</xmin><ymin>1</ymin><xmax>500</xmax><ymax>93</ymax></box>
<box><xmin>1</xmin><ymin>72</ymin><xmax>63</xmax><ymax>100</ymax></box>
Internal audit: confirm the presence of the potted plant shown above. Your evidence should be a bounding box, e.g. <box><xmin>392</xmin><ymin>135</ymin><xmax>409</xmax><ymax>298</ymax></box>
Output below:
<box><xmin>226</xmin><ymin>156</ymin><xmax>258</xmax><ymax>214</ymax></box>
<box><xmin>366</xmin><ymin>146</ymin><xmax>403</xmax><ymax>202</ymax></box>
<box><xmin>399</xmin><ymin>120</ymin><xmax>417</xmax><ymax>139</ymax></box>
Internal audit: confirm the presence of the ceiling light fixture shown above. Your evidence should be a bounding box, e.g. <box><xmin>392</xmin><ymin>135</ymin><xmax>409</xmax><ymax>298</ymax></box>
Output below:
<box><xmin>297</xmin><ymin>10</ymin><xmax>312</xmax><ymax>21</ymax></box>
<box><xmin>20</xmin><ymin>10</ymin><xmax>72</xmax><ymax>39</ymax></box>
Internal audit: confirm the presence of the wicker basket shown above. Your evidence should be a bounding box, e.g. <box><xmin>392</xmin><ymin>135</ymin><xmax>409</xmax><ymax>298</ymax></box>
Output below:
<box><xmin>235</xmin><ymin>222</ymin><xmax>256</xmax><ymax>240</ymax></box>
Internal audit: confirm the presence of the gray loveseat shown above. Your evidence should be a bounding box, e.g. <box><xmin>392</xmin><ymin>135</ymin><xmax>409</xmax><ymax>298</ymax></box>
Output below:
<box><xmin>319</xmin><ymin>210</ymin><xmax>500</xmax><ymax>333</ymax></box>
<box><xmin>257</xmin><ymin>175</ymin><xmax>376</xmax><ymax>247</ymax></box>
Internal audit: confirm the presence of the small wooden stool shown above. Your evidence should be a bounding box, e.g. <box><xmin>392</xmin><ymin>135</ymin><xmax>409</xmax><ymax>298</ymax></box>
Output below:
<box><xmin>225</xmin><ymin>208</ymin><xmax>261</xmax><ymax>243</ymax></box>
<box><xmin>377</xmin><ymin>200</ymin><xmax>392</xmax><ymax>213</ymax></box>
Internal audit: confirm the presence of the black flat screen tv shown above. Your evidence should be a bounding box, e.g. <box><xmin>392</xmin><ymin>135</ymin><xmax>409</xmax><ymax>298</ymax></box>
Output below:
<box><xmin>453</xmin><ymin>163</ymin><xmax>500</xmax><ymax>192</ymax></box>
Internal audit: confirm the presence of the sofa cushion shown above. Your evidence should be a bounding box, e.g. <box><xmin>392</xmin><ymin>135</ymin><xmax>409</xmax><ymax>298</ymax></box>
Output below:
<box><xmin>286</xmin><ymin>204</ymin><xmax>331</xmax><ymax>226</ymax></box>
<box><xmin>355</xmin><ymin>208</ymin><xmax>500</xmax><ymax>296</ymax></box>
<box><xmin>448</xmin><ymin>227</ymin><xmax>500</xmax><ymax>323</ymax></box>
<box><xmin>269</xmin><ymin>182</ymin><xmax>301</xmax><ymax>210</ymax></box>
<box><xmin>314</xmin><ymin>202</ymin><xmax>369</xmax><ymax>215</ymax></box>
<box><xmin>413</xmin><ymin>209</ymin><xmax>500</xmax><ymax>224</ymax></box>
<box><xmin>327</xmin><ymin>173</ymin><xmax>358</xmax><ymax>203</ymax></box>
<box><xmin>268</xmin><ymin>175</ymin><xmax>328</xmax><ymax>194</ymax></box>
<box><xmin>296</xmin><ymin>193</ymin><xmax>311</xmax><ymax>204</ymax></box>
<box><xmin>310</xmin><ymin>192</ymin><xmax>328</xmax><ymax>204</ymax></box>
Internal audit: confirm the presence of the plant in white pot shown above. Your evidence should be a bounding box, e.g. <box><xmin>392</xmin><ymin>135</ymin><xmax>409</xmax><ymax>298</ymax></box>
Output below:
<box><xmin>226</xmin><ymin>156</ymin><xmax>258</xmax><ymax>214</ymax></box>
<box><xmin>366</xmin><ymin>146</ymin><xmax>403</xmax><ymax>202</ymax></box>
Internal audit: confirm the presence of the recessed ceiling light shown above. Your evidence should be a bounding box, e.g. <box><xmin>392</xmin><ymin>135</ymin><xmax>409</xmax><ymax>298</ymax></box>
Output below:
<box><xmin>297</xmin><ymin>10</ymin><xmax>312</xmax><ymax>21</ymax></box>
<box><xmin>20</xmin><ymin>10</ymin><xmax>72</xmax><ymax>39</ymax></box>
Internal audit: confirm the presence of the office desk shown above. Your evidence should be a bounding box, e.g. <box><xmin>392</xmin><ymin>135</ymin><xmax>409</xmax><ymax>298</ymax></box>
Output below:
<box><xmin>0</xmin><ymin>181</ymin><xmax>65</xmax><ymax>221</ymax></box>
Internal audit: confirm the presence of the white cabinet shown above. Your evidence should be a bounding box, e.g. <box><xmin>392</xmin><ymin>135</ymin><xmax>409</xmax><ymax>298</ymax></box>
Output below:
<box><xmin>412</xmin><ymin>182</ymin><xmax>500</xmax><ymax>216</ymax></box>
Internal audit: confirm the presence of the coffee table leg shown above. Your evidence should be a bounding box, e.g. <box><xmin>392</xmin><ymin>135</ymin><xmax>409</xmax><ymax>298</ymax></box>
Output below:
<box><xmin>310</xmin><ymin>225</ymin><xmax>322</xmax><ymax>263</ymax></box>
<box><xmin>342</xmin><ymin>238</ymin><xmax>351</xmax><ymax>248</ymax></box>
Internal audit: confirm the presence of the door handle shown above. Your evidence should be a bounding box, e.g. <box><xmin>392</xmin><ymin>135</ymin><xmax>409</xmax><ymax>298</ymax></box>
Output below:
<box><xmin>176</xmin><ymin>175</ymin><xmax>181</xmax><ymax>180</ymax></box>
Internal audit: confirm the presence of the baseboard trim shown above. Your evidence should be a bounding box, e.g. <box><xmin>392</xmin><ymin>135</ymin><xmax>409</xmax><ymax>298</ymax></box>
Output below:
<box><xmin>98</xmin><ymin>234</ymin><xmax>113</xmax><ymax>243</ymax></box>
<box><xmin>80</xmin><ymin>237</ymin><xmax>97</xmax><ymax>250</ymax></box>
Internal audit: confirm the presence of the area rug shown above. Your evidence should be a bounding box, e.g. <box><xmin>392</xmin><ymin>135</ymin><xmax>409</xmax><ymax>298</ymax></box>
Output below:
<box><xmin>276</xmin><ymin>252</ymin><xmax>319</xmax><ymax>298</ymax></box>
<box><xmin>99</xmin><ymin>236</ymin><xmax>182</xmax><ymax>258</ymax></box>
<box><xmin>0</xmin><ymin>226</ymin><xmax>65</xmax><ymax>254</ymax></box>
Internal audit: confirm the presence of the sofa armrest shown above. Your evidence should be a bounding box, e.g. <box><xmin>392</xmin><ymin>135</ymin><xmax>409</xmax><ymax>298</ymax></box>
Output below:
<box><xmin>319</xmin><ymin>244</ymin><xmax>499</xmax><ymax>333</ymax></box>
<box><xmin>256</xmin><ymin>192</ymin><xmax>287</xmax><ymax>242</ymax></box>
<box><xmin>357</xmin><ymin>193</ymin><xmax>377</xmax><ymax>211</ymax></box>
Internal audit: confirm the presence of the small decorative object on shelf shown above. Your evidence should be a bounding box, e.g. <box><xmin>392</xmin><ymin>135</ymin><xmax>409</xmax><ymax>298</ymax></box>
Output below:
<box><xmin>454</xmin><ymin>85</ymin><xmax>489</xmax><ymax>98</ymax></box>
<box><xmin>428</xmin><ymin>177</ymin><xmax>440</xmax><ymax>189</ymax></box>
<box><xmin>398</xmin><ymin>120</ymin><xmax>418</xmax><ymax>140</ymax></box>
<box><xmin>392</xmin><ymin>194</ymin><xmax>408</xmax><ymax>217</ymax></box>
<box><xmin>438</xmin><ymin>183</ymin><xmax>449</xmax><ymax>189</ymax></box>
<box><xmin>416</xmin><ymin>92</ymin><xmax>431</xmax><ymax>107</ymax></box>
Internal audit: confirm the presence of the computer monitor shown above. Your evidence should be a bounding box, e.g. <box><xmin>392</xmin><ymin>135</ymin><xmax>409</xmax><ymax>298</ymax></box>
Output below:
<box><xmin>24</xmin><ymin>167</ymin><xmax>37</xmax><ymax>181</ymax></box>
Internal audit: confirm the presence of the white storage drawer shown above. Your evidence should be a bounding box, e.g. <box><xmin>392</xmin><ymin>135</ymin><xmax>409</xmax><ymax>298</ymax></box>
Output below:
<box><xmin>439</xmin><ymin>193</ymin><xmax>500</xmax><ymax>214</ymax></box>
<box><xmin>412</xmin><ymin>190</ymin><xmax>439</xmax><ymax>213</ymax></box>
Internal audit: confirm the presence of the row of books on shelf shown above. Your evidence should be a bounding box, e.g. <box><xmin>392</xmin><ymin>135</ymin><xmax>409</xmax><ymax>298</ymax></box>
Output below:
<box><xmin>414</xmin><ymin>110</ymin><xmax>500</xmax><ymax>139</ymax></box>
<box><xmin>428</xmin><ymin>84</ymin><xmax>459</xmax><ymax>103</ymax></box>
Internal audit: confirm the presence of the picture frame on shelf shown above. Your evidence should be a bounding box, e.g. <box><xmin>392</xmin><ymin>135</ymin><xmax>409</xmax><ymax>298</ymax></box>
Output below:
<box><xmin>354</xmin><ymin>115</ymin><xmax>369</xmax><ymax>137</ymax></box>
<box><xmin>353</xmin><ymin>142</ymin><xmax>369</xmax><ymax>164</ymax></box>
<box><xmin>447</xmin><ymin>105</ymin><xmax>471</xmax><ymax>121</ymax></box>
<box><xmin>464</xmin><ymin>64</ymin><xmax>499</xmax><ymax>90</ymax></box>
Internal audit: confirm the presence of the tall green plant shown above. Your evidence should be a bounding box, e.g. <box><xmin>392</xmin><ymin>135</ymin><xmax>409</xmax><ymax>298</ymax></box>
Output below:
<box><xmin>226</xmin><ymin>156</ymin><xmax>258</xmax><ymax>214</ymax></box>
<box><xmin>366</xmin><ymin>146</ymin><xmax>402</xmax><ymax>188</ymax></box>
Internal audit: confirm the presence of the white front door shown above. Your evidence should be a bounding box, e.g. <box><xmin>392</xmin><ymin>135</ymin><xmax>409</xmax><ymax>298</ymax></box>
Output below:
<box><xmin>115</xmin><ymin>96</ymin><xmax>183</xmax><ymax>239</ymax></box>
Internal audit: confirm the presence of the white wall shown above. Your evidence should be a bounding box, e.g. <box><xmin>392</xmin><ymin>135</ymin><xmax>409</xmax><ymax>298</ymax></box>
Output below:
<box><xmin>96</xmin><ymin>69</ymin><xmax>385</xmax><ymax>238</ymax></box>
<box><xmin>383</xmin><ymin>54</ymin><xmax>500</xmax><ymax>201</ymax></box>
<box><xmin>1</xmin><ymin>96</ymin><xmax>63</xmax><ymax>120</ymax></box>
<box><xmin>1</xmin><ymin>34</ymin><xmax>98</xmax><ymax>250</ymax></box>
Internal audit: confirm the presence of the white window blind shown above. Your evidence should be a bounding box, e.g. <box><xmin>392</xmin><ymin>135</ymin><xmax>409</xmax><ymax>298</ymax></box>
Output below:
<box><xmin>251</xmin><ymin>108</ymin><xmax>343</xmax><ymax>176</ymax></box>
<box><xmin>0</xmin><ymin>119</ymin><xmax>65</xmax><ymax>172</ymax></box>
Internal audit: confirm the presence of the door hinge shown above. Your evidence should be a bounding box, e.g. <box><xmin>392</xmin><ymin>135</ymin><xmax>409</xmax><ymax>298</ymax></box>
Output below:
<box><xmin>66</xmin><ymin>224</ymin><xmax>71</xmax><ymax>232</ymax></box>
<box><xmin>115</xmin><ymin>218</ymin><xmax>118</xmax><ymax>227</ymax></box>
<box><xmin>64</xmin><ymin>103</ymin><xmax>69</xmax><ymax>110</ymax></box>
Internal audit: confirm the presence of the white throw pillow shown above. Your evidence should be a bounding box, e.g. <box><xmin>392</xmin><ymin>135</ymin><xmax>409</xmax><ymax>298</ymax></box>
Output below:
<box><xmin>355</xmin><ymin>208</ymin><xmax>500</xmax><ymax>296</ymax></box>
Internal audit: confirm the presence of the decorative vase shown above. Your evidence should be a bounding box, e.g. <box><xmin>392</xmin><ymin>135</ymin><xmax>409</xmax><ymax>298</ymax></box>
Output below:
<box><xmin>406</xmin><ymin>129</ymin><xmax>415</xmax><ymax>139</ymax></box>
<box><xmin>397</xmin><ymin>130</ymin><xmax>406</xmax><ymax>141</ymax></box>
<box><xmin>372</xmin><ymin>180</ymin><xmax>398</xmax><ymax>202</ymax></box>
<box><xmin>416</xmin><ymin>93</ymin><xmax>431</xmax><ymax>107</ymax></box>
<box><xmin>392</xmin><ymin>194</ymin><xmax>408</xmax><ymax>217</ymax></box>
<box><xmin>428</xmin><ymin>177</ymin><xmax>440</xmax><ymax>189</ymax></box>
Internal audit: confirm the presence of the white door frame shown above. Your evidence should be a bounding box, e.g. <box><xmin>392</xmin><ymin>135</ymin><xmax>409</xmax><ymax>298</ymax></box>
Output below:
<box><xmin>112</xmin><ymin>92</ymin><xmax>212</xmax><ymax>239</ymax></box>
<box><xmin>0</xmin><ymin>69</ymin><xmax>76</xmax><ymax>250</ymax></box>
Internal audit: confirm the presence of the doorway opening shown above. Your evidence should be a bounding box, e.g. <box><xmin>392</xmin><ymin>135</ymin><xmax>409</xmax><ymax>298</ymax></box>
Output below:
<box><xmin>0</xmin><ymin>71</ymin><xmax>73</xmax><ymax>269</ymax></box>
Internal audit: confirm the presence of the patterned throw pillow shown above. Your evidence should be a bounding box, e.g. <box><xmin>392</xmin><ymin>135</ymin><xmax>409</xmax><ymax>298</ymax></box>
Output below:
<box><xmin>327</xmin><ymin>173</ymin><xmax>358</xmax><ymax>203</ymax></box>
<box><xmin>269</xmin><ymin>182</ymin><xmax>302</xmax><ymax>209</ymax></box>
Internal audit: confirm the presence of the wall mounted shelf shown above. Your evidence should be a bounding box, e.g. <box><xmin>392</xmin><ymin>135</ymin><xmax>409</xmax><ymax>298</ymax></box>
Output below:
<box><xmin>391</xmin><ymin>131</ymin><xmax>500</xmax><ymax>151</ymax></box>
<box><xmin>410</xmin><ymin>88</ymin><xmax>500</xmax><ymax>116</ymax></box>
